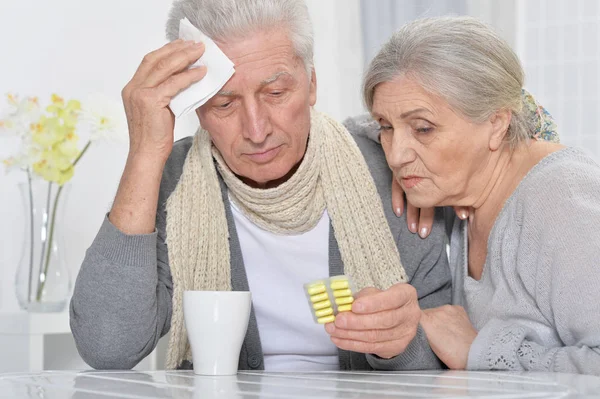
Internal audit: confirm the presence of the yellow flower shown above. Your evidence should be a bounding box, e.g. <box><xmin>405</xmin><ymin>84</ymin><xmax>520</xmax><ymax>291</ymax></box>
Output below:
<box><xmin>30</xmin><ymin>122</ymin><xmax>43</xmax><ymax>134</ymax></box>
<box><xmin>7</xmin><ymin>93</ymin><xmax>18</xmax><ymax>106</ymax></box>
<box><xmin>1</xmin><ymin>93</ymin><xmax>101</xmax><ymax>183</ymax></box>
<box><xmin>23</xmin><ymin>95</ymin><xmax>82</xmax><ymax>183</ymax></box>
<box><xmin>46</xmin><ymin>95</ymin><xmax>80</xmax><ymax>127</ymax></box>
<box><xmin>32</xmin><ymin>149</ymin><xmax>75</xmax><ymax>185</ymax></box>
<box><xmin>57</xmin><ymin>135</ymin><xmax>80</xmax><ymax>158</ymax></box>
<box><xmin>31</xmin><ymin>117</ymin><xmax>60</xmax><ymax>147</ymax></box>
<box><xmin>51</xmin><ymin>94</ymin><xmax>64</xmax><ymax>106</ymax></box>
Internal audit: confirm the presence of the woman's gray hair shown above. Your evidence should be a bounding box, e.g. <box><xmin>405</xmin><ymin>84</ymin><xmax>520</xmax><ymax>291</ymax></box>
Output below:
<box><xmin>166</xmin><ymin>0</ymin><xmax>314</xmax><ymax>74</ymax></box>
<box><xmin>363</xmin><ymin>16</ymin><xmax>536</xmax><ymax>145</ymax></box>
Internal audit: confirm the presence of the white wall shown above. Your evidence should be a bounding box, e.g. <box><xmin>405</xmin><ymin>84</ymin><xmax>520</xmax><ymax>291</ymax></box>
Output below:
<box><xmin>516</xmin><ymin>0</ymin><xmax>600</xmax><ymax>162</ymax></box>
<box><xmin>0</xmin><ymin>0</ymin><xmax>172</xmax><ymax>314</ymax></box>
<box><xmin>0</xmin><ymin>0</ymin><xmax>364</xmax><ymax>369</ymax></box>
<box><xmin>308</xmin><ymin>0</ymin><xmax>365</xmax><ymax>120</ymax></box>
<box><xmin>466</xmin><ymin>0</ymin><xmax>517</xmax><ymax>48</ymax></box>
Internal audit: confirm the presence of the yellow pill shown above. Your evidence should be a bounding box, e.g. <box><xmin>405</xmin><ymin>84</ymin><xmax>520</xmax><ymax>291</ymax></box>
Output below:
<box><xmin>317</xmin><ymin>315</ymin><xmax>336</xmax><ymax>324</ymax></box>
<box><xmin>337</xmin><ymin>304</ymin><xmax>352</xmax><ymax>312</ymax></box>
<box><xmin>335</xmin><ymin>296</ymin><xmax>354</xmax><ymax>305</ymax></box>
<box><xmin>313</xmin><ymin>300</ymin><xmax>332</xmax><ymax>310</ymax></box>
<box><xmin>333</xmin><ymin>289</ymin><xmax>353</xmax><ymax>298</ymax></box>
<box><xmin>310</xmin><ymin>292</ymin><xmax>329</xmax><ymax>303</ymax></box>
<box><xmin>307</xmin><ymin>284</ymin><xmax>327</xmax><ymax>295</ymax></box>
<box><xmin>330</xmin><ymin>280</ymin><xmax>349</xmax><ymax>290</ymax></box>
<box><xmin>315</xmin><ymin>307</ymin><xmax>334</xmax><ymax>317</ymax></box>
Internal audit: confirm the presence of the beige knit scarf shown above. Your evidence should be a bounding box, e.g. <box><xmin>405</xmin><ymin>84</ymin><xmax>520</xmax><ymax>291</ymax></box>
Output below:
<box><xmin>164</xmin><ymin>109</ymin><xmax>407</xmax><ymax>369</ymax></box>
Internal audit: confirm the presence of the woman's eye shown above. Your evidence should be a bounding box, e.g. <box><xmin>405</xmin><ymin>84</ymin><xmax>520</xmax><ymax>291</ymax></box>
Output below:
<box><xmin>415</xmin><ymin>127</ymin><xmax>433</xmax><ymax>134</ymax></box>
<box><xmin>217</xmin><ymin>102</ymin><xmax>232</xmax><ymax>109</ymax></box>
<box><xmin>377</xmin><ymin>125</ymin><xmax>393</xmax><ymax>131</ymax></box>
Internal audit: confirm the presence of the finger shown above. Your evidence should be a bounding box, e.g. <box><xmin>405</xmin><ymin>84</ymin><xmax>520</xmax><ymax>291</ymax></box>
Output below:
<box><xmin>454</xmin><ymin>206</ymin><xmax>469</xmax><ymax>220</ymax></box>
<box><xmin>406</xmin><ymin>202</ymin><xmax>419</xmax><ymax>234</ymax></box>
<box><xmin>132</xmin><ymin>39</ymin><xmax>194</xmax><ymax>84</ymax></box>
<box><xmin>422</xmin><ymin>304</ymin><xmax>454</xmax><ymax>315</ymax></box>
<box><xmin>354</xmin><ymin>287</ymin><xmax>381</xmax><ymax>300</ymax></box>
<box><xmin>351</xmin><ymin>283</ymin><xmax>416</xmax><ymax>314</ymax></box>
<box><xmin>391</xmin><ymin>177</ymin><xmax>404</xmax><ymax>217</ymax></box>
<box><xmin>330</xmin><ymin>336</ymin><xmax>407</xmax><ymax>359</ymax></box>
<box><xmin>417</xmin><ymin>207</ymin><xmax>435</xmax><ymax>238</ymax></box>
<box><xmin>155</xmin><ymin>65</ymin><xmax>208</xmax><ymax>101</ymax></box>
<box><xmin>334</xmin><ymin>307</ymin><xmax>410</xmax><ymax>331</ymax></box>
<box><xmin>326</xmin><ymin>324</ymin><xmax>405</xmax><ymax>343</ymax></box>
<box><xmin>145</xmin><ymin>42</ymin><xmax>206</xmax><ymax>88</ymax></box>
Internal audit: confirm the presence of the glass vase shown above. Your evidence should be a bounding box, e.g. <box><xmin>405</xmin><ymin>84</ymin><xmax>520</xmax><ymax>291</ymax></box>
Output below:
<box><xmin>15</xmin><ymin>178</ymin><xmax>71</xmax><ymax>312</ymax></box>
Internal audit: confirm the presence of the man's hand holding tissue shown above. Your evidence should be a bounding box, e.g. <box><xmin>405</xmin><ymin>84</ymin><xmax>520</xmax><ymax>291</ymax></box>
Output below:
<box><xmin>122</xmin><ymin>39</ymin><xmax>207</xmax><ymax>162</ymax></box>
<box><xmin>109</xmin><ymin>40</ymin><xmax>206</xmax><ymax>235</ymax></box>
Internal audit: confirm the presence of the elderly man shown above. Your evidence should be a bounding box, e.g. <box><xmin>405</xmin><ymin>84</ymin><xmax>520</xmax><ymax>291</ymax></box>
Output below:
<box><xmin>70</xmin><ymin>0</ymin><xmax>450</xmax><ymax>371</ymax></box>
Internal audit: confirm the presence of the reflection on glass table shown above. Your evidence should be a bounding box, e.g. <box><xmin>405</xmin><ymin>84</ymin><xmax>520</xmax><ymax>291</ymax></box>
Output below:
<box><xmin>1</xmin><ymin>370</ymin><xmax>599</xmax><ymax>398</ymax></box>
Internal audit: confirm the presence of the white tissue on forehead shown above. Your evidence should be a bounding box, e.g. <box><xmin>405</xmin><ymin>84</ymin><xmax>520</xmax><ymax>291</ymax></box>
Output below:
<box><xmin>178</xmin><ymin>18</ymin><xmax>209</xmax><ymax>66</ymax></box>
<box><xmin>168</xmin><ymin>18</ymin><xmax>235</xmax><ymax>118</ymax></box>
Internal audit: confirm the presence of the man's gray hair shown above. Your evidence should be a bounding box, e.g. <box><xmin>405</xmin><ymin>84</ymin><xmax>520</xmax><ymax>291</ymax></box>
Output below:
<box><xmin>363</xmin><ymin>16</ymin><xmax>535</xmax><ymax>145</ymax></box>
<box><xmin>166</xmin><ymin>0</ymin><xmax>314</xmax><ymax>74</ymax></box>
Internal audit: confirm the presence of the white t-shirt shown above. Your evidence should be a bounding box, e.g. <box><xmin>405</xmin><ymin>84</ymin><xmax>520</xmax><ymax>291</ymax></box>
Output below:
<box><xmin>230</xmin><ymin>199</ymin><xmax>339</xmax><ymax>371</ymax></box>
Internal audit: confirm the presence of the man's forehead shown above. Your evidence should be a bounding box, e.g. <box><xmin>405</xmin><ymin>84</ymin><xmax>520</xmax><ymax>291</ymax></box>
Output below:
<box><xmin>215</xmin><ymin>29</ymin><xmax>306</xmax><ymax>94</ymax></box>
<box><xmin>217</xmin><ymin>70</ymin><xmax>297</xmax><ymax>96</ymax></box>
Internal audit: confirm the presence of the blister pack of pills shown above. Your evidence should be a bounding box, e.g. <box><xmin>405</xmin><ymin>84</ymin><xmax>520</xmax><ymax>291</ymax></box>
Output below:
<box><xmin>304</xmin><ymin>275</ymin><xmax>355</xmax><ymax>324</ymax></box>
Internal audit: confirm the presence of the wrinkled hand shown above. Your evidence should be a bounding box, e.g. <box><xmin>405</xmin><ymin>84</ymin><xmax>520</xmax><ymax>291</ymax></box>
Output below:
<box><xmin>324</xmin><ymin>283</ymin><xmax>421</xmax><ymax>359</ymax></box>
<box><xmin>391</xmin><ymin>177</ymin><xmax>435</xmax><ymax>237</ymax></box>
<box><xmin>420</xmin><ymin>305</ymin><xmax>477</xmax><ymax>370</ymax></box>
<box><xmin>121</xmin><ymin>39</ymin><xmax>207</xmax><ymax>161</ymax></box>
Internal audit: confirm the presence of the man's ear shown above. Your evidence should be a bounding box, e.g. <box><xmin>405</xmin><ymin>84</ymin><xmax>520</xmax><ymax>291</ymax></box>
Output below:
<box><xmin>309</xmin><ymin>67</ymin><xmax>317</xmax><ymax>106</ymax></box>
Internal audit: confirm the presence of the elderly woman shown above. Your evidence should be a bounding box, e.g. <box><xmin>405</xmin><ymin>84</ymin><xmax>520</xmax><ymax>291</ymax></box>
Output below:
<box><xmin>363</xmin><ymin>16</ymin><xmax>600</xmax><ymax>375</ymax></box>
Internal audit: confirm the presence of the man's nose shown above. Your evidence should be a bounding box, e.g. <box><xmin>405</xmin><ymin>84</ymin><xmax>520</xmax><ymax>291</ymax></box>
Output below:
<box><xmin>242</xmin><ymin>100</ymin><xmax>272</xmax><ymax>144</ymax></box>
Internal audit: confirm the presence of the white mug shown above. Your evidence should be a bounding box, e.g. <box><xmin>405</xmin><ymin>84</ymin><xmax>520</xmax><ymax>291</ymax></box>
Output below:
<box><xmin>183</xmin><ymin>291</ymin><xmax>252</xmax><ymax>375</ymax></box>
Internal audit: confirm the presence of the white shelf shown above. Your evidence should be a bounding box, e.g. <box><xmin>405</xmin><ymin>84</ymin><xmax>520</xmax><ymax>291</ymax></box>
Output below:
<box><xmin>0</xmin><ymin>310</ymin><xmax>160</xmax><ymax>372</ymax></box>
<box><xmin>0</xmin><ymin>311</ymin><xmax>70</xmax><ymax>335</ymax></box>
